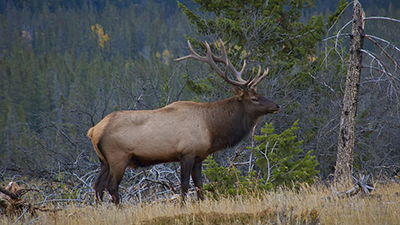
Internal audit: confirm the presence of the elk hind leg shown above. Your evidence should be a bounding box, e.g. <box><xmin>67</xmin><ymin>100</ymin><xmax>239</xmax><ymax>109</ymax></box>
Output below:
<box><xmin>106</xmin><ymin>160</ymin><xmax>128</xmax><ymax>205</ymax></box>
<box><xmin>94</xmin><ymin>160</ymin><xmax>109</xmax><ymax>204</ymax></box>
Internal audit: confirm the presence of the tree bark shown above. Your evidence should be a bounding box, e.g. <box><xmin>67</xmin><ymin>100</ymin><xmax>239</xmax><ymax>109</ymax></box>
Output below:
<box><xmin>334</xmin><ymin>0</ymin><xmax>364</xmax><ymax>183</ymax></box>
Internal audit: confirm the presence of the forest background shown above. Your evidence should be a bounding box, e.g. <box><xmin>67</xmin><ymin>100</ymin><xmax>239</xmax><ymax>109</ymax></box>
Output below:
<box><xmin>1</xmin><ymin>0</ymin><xmax>400</xmax><ymax>203</ymax></box>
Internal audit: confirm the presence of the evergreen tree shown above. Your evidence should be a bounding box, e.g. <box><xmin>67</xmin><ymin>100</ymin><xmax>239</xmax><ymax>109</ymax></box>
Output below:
<box><xmin>254</xmin><ymin>120</ymin><xmax>319</xmax><ymax>188</ymax></box>
<box><xmin>202</xmin><ymin>120</ymin><xmax>319</xmax><ymax>198</ymax></box>
<box><xmin>178</xmin><ymin>0</ymin><xmax>325</xmax><ymax>66</ymax></box>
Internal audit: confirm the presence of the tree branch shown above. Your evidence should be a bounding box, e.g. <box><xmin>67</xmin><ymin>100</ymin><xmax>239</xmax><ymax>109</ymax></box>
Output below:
<box><xmin>364</xmin><ymin>35</ymin><xmax>400</xmax><ymax>72</ymax></box>
<box><xmin>322</xmin><ymin>33</ymin><xmax>350</xmax><ymax>42</ymax></box>
<box><xmin>365</xmin><ymin>34</ymin><xmax>400</xmax><ymax>53</ymax></box>
<box><xmin>326</xmin><ymin>1</ymin><xmax>354</xmax><ymax>36</ymax></box>
<box><xmin>359</xmin><ymin>49</ymin><xmax>400</xmax><ymax>83</ymax></box>
<box><xmin>0</xmin><ymin>186</ymin><xmax>18</xmax><ymax>200</ymax></box>
<box><xmin>334</xmin><ymin>20</ymin><xmax>353</xmax><ymax>60</ymax></box>
<box><xmin>274</xmin><ymin>29</ymin><xmax>317</xmax><ymax>45</ymax></box>
<box><xmin>364</xmin><ymin>16</ymin><xmax>400</xmax><ymax>24</ymax></box>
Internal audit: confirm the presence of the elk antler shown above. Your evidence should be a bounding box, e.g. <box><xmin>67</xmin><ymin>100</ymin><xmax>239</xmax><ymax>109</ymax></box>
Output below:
<box><xmin>175</xmin><ymin>39</ymin><xmax>269</xmax><ymax>91</ymax></box>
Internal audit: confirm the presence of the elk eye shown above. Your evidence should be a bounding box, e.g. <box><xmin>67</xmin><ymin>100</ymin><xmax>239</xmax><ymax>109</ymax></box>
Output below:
<box><xmin>251</xmin><ymin>97</ymin><xmax>259</xmax><ymax>102</ymax></box>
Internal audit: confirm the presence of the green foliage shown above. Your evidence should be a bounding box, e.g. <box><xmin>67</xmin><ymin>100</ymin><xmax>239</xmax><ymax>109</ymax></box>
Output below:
<box><xmin>178</xmin><ymin>0</ymin><xmax>325</xmax><ymax>64</ymax></box>
<box><xmin>182</xmin><ymin>74</ymin><xmax>212</xmax><ymax>95</ymax></box>
<box><xmin>326</xmin><ymin>0</ymin><xmax>350</xmax><ymax>30</ymax></box>
<box><xmin>254</xmin><ymin>120</ymin><xmax>319</xmax><ymax>188</ymax></box>
<box><xmin>202</xmin><ymin>156</ymin><xmax>271</xmax><ymax>199</ymax></box>
<box><xmin>203</xmin><ymin>121</ymin><xmax>319</xmax><ymax>198</ymax></box>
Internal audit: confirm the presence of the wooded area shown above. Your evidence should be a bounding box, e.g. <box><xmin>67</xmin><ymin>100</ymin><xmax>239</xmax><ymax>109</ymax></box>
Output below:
<box><xmin>1</xmin><ymin>0</ymin><xmax>400</xmax><ymax>204</ymax></box>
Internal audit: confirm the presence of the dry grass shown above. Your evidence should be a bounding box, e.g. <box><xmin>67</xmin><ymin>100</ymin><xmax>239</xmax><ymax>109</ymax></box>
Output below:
<box><xmin>2</xmin><ymin>182</ymin><xmax>400</xmax><ymax>225</ymax></box>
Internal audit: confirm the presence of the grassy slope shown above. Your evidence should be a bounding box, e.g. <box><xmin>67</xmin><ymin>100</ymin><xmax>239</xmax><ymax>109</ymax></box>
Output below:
<box><xmin>2</xmin><ymin>182</ymin><xmax>400</xmax><ymax>224</ymax></box>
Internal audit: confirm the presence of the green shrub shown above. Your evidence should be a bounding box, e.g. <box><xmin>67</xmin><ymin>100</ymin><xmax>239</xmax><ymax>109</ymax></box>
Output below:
<box><xmin>202</xmin><ymin>120</ymin><xmax>319</xmax><ymax>198</ymax></box>
<box><xmin>254</xmin><ymin>120</ymin><xmax>319</xmax><ymax>189</ymax></box>
<box><xmin>202</xmin><ymin>156</ymin><xmax>270</xmax><ymax>199</ymax></box>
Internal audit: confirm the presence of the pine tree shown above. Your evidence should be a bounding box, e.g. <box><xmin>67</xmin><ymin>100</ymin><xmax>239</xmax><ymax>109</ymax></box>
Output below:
<box><xmin>254</xmin><ymin>120</ymin><xmax>319</xmax><ymax>188</ymax></box>
<box><xmin>178</xmin><ymin>0</ymin><xmax>325</xmax><ymax>65</ymax></box>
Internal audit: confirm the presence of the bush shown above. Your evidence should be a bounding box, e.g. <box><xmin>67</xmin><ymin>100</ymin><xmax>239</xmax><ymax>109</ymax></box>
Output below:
<box><xmin>202</xmin><ymin>157</ymin><xmax>270</xmax><ymax>199</ymax></box>
<box><xmin>202</xmin><ymin>120</ymin><xmax>319</xmax><ymax>198</ymax></box>
<box><xmin>254</xmin><ymin>120</ymin><xmax>319</xmax><ymax>189</ymax></box>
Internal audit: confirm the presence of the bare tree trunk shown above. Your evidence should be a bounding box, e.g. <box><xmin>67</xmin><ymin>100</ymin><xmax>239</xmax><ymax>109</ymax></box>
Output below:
<box><xmin>334</xmin><ymin>0</ymin><xmax>364</xmax><ymax>183</ymax></box>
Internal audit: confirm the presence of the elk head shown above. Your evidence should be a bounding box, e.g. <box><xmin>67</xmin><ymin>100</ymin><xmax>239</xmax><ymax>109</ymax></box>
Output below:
<box><xmin>175</xmin><ymin>39</ymin><xmax>279</xmax><ymax>116</ymax></box>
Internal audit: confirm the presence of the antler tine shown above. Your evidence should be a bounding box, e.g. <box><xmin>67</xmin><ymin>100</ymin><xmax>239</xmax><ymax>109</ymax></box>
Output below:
<box><xmin>237</xmin><ymin>60</ymin><xmax>247</xmax><ymax>83</ymax></box>
<box><xmin>175</xmin><ymin>40</ymin><xmax>228</xmax><ymax>79</ymax></box>
<box><xmin>174</xmin><ymin>40</ymin><xmax>203</xmax><ymax>62</ymax></box>
<box><xmin>202</xmin><ymin>41</ymin><xmax>232</xmax><ymax>79</ymax></box>
<box><xmin>249</xmin><ymin>67</ymin><xmax>270</xmax><ymax>88</ymax></box>
<box><xmin>247</xmin><ymin>66</ymin><xmax>256</xmax><ymax>83</ymax></box>
<box><xmin>175</xmin><ymin>39</ymin><xmax>254</xmax><ymax>90</ymax></box>
<box><xmin>212</xmin><ymin>39</ymin><xmax>248</xmax><ymax>84</ymax></box>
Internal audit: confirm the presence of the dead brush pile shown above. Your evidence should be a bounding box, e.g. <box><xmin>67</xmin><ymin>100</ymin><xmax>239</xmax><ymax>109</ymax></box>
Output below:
<box><xmin>0</xmin><ymin>182</ymin><xmax>59</xmax><ymax>218</ymax></box>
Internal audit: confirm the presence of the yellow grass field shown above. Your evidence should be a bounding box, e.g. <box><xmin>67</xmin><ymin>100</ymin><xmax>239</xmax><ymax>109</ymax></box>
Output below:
<box><xmin>2</xmin><ymin>182</ymin><xmax>400</xmax><ymax>225</ymax></box>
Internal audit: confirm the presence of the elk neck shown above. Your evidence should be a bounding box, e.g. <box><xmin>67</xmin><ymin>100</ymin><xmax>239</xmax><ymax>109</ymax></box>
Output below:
<box><xmin>204</xmin><ymin>96</ymin><xmax>259</xmax><ymax>153</ymax></box>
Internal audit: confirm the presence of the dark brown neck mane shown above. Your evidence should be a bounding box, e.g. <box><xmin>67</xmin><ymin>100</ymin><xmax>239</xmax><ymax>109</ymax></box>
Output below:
<box><xmin>205</xmin><ymin>97</ymin><xmax>260</xmax><ymax>153</ymax></box>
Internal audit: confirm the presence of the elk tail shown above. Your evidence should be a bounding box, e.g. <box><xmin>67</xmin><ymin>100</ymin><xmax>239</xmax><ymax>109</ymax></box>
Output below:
<box><xmin>87</xmin><ymin>127</ymin><xmax>107</xmax><ymax>164</ymax></box>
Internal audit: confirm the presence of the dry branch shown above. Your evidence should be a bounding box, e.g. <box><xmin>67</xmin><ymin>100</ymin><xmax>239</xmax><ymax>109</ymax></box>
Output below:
<box><xmin>364</xmin><ymin>16</ymin><xmax>400</xmax><ymax>23</ymax></box>
<box><xmin>364</xmin><ymin>35</ymin><xmax>400</xmax><ymax>73</ymax></box>
<box><xmin>0</xmin><ymin>182</ymin><xmax>60</xmax><ymax>217</ymax></box>
<box><xmin>331</xmin><ymin>174</ymin><xmax>376</xmax><ymax>198</ymax></box>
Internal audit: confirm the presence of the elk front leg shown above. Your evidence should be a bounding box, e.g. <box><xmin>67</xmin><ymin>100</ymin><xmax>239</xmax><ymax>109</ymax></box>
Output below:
<box><xmin>191</xmin><ymin>160</ymin><xmax>205</xmax><ymax>201</ymax></box>
<box><xmin>180</xmin><ymin>155</ymin><xmax>195</xmax><ymax>202</ymax></box>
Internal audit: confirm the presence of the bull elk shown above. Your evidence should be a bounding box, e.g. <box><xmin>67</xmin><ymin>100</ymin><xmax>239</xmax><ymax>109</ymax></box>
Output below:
<box><xmin>87</xmin><ymin>39</ymin><xmax>279</xmax><ymax>205</ymax></box>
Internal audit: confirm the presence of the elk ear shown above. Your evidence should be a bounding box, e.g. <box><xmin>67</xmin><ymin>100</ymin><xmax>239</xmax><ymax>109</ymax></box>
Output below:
<box><xmin>232</xmin><ymin>86</ymin><xmax>245</xmax><ymax>99</ymax></box>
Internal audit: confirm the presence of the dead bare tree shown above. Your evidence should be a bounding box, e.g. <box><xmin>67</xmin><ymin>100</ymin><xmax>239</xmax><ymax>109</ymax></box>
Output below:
<box><xmin>325</xmin><ymin>0</ymin><xmax>400</xmax><ymax>184</ymax></box>
<box><xmin>334</xmin><ymin>0</ymin><xmax>365</xmax><ymax>184</ymax></box>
